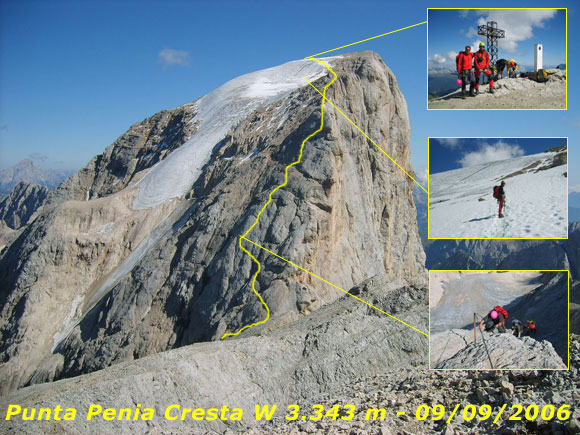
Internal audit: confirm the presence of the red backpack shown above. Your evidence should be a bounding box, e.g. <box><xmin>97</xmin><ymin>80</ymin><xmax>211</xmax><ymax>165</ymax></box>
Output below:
<box><xmin>493</xmin><ymin>186</ymin><xmax>500</xmax><ymax>198</ymax></box>
<box><xmin>494</xmin><ymin>306</ymin><xmax>508</xmax><ymax>320</ymax></box>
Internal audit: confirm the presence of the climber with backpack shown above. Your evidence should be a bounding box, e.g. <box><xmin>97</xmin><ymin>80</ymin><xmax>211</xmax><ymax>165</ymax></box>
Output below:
<box><xmin>511</xmin><ymin>319</ymin><xmax>523</xmax><ymax>338</ymax></box>
<box><xmin>479</xmin><ymin>306</ymin><xmax>509</xmax><ymax>333</ymax></box>
<box><xmin>456</xmin><ymin>45</ymin><xmax>475</xmax><ymax>99</ymax></box>
<box><xmin>493</xmin><ymin>180</ymin><xmax>506</xmax><ymax>218</ymax></box>
<box><xmin>524</xmin><ymin>320</ymin><xmax>537</xmax><ymax>336</ymax></box>
<box><xmin>473</xmin><ymin>42</ymin><xmax>495</xmax><ymax>94</ymax></box>
<box><xmin>507</xmin><ymin>59</ymin><xmax>518</xmax><ymax>78</ymax></box>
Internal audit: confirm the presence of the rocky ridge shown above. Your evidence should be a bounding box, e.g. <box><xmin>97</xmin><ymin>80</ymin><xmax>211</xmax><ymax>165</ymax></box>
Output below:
<box><xmin>244</xmin><ymin>335</ymin><xmax>580</xmax><ymax>435</ymax></box>
<box><xmin>0</xmin><ymin>275</ymin><xmax>429</xmax><ymax>434</ymax></box>
<box><xmin>432</xmin><ymin>331</ymin><xmax>566</xmax><ymax>370</ymax></box>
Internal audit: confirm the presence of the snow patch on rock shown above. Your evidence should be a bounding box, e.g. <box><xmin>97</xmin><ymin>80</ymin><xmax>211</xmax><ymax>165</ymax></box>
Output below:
<box><xmin>133</xmin><ymin>58</ymin><xmax>337</xmax><ymax>210</ymax></box>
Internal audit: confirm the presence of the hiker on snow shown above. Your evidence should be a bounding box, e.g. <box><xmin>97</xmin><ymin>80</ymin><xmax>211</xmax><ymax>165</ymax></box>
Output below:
<box><xmin>473</xmin><ymin>42</ymin><xmax>494</xmax><ymax>94</ymax></box>
<box><xmin>493</xmin><ymin>180</ymin><xmax>506</xmax><ymax>218</ymax></box>
<box><xmin>456</xmin><ymin>45</ymin><xmax>475</xmax><ymax>99</ymax></box>
<box><xmin>511</xmin><ymin>319</ymin><xmax>523</xmax><ymax>338</ymax></box>
<box><xmin>480</xmin><ymin>306</ymin><xmax>508</xmax><ymax>333</ymax></box>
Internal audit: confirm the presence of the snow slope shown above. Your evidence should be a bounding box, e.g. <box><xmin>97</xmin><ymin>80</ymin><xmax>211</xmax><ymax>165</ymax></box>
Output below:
<box><xmin>133</xmin><ymin>58</ymin><xmax>337</xmax><ymax>210</ymax></box>
<box><xmin>429</xmin><ymin>151</ymin><xmax>567</xmax><ymax>238</ymax></box>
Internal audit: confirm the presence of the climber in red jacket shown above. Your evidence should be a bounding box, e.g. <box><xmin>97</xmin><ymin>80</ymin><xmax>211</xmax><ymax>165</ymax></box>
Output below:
<box><xmin>456</xmin><ymin>45</ymin><xmax>475</xmax><ymax>99</ymax></box>
<box><xmin>473</xmin><ymin>42</ymin><xmax>495</xmax><ymax>95</ymax></box>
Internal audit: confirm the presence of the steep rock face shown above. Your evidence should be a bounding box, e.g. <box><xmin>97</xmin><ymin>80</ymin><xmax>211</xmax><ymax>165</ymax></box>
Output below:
<box><xmin>0</xmin><ymin>181</ymin><xmax>48</xmax><ymax>230</ymax></box>
<box><xmin>0</xmin><ymin>52</ymin><xmax>425</xmax><ymax>395</ymax></box>
<box><xmin>0</xmin><ymin>189</ymin><xmax>184</xmax><ymax>395</ymax></box>
<box><xmin>0</xmin><ymin>276</ymin><xmax>428</xmax><ymax>434</ymax></box>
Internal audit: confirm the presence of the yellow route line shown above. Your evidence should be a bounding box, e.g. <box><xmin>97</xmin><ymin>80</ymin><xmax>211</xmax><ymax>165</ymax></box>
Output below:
<box><xmin>242</xmin><ymin>237</ymin><xmax>429</xmax><ymax>337</ymax></box>
<box><xmin>305</xmin><ymin>21</ymin><xmax>427</xmax><ymax>59</ymax></box>
<box><xmin>304</xmin><ymin>78</ymin><xmax>428</xmax><ymax>194</ymax></box>
<box><xmin>220</xmin><ymin>59</ymin><xmax>338</xmax><ymax>340</ymax></box>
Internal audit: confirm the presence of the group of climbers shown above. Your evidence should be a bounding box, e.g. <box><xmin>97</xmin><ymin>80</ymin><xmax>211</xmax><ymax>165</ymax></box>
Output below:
<box><xmin>479</xmin><ymin>306</ymin><xmax>537</xmax><ymax>338</ymax></box>
<box><xmin>495</xmin><ymin>58</ymin><xmax>518</xmax><ymax>79</ymax></box>
<box><xmin>456</xmin><ymin>43</ymin><xmax>520</xmax><ymax>99</ymax></box>
<box><xmin>456</xmin><ymin>42</ymin><xmax>495</xmax><ymax>99</ymax></box>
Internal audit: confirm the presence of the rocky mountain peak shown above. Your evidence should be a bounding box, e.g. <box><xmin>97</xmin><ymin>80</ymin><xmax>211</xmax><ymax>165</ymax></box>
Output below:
<box><xmin>0</xmin><ymin>52</ymin><xmax>425</xmax><ymax>395</ymax></box>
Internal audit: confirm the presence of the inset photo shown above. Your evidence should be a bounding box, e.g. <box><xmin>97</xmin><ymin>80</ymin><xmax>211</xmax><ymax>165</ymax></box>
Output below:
<box><xmin>429</xmin><ymin>270</ymin><xmax>569</xmax><ymax>370</ymax></box>
<box><xmin>427</xmin><ymin>8</ymin><xmax>566</xmax><ymax>110</ymax></box>
<box><xmin>428</xmin><ymin>137</ymin><xmax>567</xmax><ymax>239</ymax></box>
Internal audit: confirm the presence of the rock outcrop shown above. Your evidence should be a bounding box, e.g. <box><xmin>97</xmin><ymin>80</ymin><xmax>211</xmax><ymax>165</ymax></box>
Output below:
<box><xmin>432</xmin><ymin>331</ymin><xmax>565</xmax><ymax>369</ymax></box>
<box><xmin>0</xmin><ymin>181</ymin><xmax>48</xmax><ymax>230</ymax></box>
<box><xmin>0</xmin><ymin>51</ymin><xmax>425</xmax><ymax>395</ymax></box>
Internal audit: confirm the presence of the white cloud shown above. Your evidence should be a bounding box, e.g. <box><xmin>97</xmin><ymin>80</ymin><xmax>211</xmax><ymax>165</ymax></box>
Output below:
<box><xmin>569</xmin><ymin>185</ymin><xmax>580</xmax><ymax>193</ymax></box>
<box><xmin>466</xmin><ymin>27</ymin><xmax>478</xmax><ymax>38</ymax></box>
<box><xmin>458</xmin><ymin>141</ymin><xmax>525</xmax><ymax>168</ymax></box>
<box><xmin>459</xmin><ymin>9</ymin><xmax>469</xmax><ymax>19</ymax></box>
<box><xmin>432</xmin><ymin>54</ymin><xmax>447</xmax><ymax>65</ymax></box>
<box><xmin>429</xmin><ymin>51</ymin><xmax>459</xmax><ymax>70</ymax></box>
<box><xmin>475</xmin><ymin>9</ymin><xmax>557</xmax><ymax>54</ymax></box>
<box><xmin>437</xmin><ymin>138</ymin><xmax>462</xmax><ymax>149</ymax></box>
<box><xmin>158</xmin><ymin>48</ymin><xmax>190</xmax><ymax>69</ymax></box>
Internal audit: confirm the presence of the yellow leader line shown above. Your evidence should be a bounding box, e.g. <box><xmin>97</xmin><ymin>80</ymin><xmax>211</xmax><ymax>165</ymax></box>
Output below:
<box><xmin>304</xmin><ymin>77</ymin><xmax>428</xmax><ymax>194</ymax></box>
<box><xmin>242</xmin><ymin>237</ymin><xmax>429</xmax><ymax>337</ymax></box>
<box><xmin>305</xmin><ymin>21</ymin><xmax>427</xmax><ymax>59</ymax></box>
<box><xmin>220</xmin><ymin>60</ymin><xmax>338</xmax><ymax>340</ymax></box>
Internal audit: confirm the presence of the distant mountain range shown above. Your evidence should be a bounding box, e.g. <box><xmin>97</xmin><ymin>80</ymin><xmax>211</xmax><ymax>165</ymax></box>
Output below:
<box><xmin>0</xmin><ymin>159</ymin><xmax>74</xmax><ymax>198</ymax></box>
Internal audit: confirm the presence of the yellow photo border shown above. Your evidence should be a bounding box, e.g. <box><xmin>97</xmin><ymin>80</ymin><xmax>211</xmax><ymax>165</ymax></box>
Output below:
<box><xmin>426</xmin><ymin>7</ymin><xmax>567</xmax><ymax>111</ymax></box>
<box><xmin>427</xmin><ymin>136</ymin><xmax>569</xmax><ymax>240</ymax></box>
<box><xmin>428</xmin><ymin>269</ymin><xmax>570</xmax><ymax>371</ymax></box>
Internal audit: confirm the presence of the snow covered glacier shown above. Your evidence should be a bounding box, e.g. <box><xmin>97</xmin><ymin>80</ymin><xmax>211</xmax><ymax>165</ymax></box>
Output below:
<box><xmin>133</xmin><ymin>57</ymin><xmax>337</xmax><ymax>210</ymax></box>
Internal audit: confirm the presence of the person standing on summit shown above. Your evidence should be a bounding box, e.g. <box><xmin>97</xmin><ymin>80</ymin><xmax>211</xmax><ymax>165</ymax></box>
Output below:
<box><xmin>456</xmin><ymin>45</ymin><xmax>475</xmax><ymax>99</ymax></box>
<box><xmin>473</xmin><ymin>42</ymin><xmax>495</xmax><ymax>95</ymax></box>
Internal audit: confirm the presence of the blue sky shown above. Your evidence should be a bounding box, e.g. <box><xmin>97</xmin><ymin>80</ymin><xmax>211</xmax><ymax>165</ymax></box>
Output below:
<box><xmin>429</xmin><ymin>137</ymin><xmax>567</xmax><ymax>174</ymax></box>
<box><xmin>428</xmin><ymin>8</ymin><xmax>566</xmax><ymax>71</ymax></box>
<box><xmin>1</xmin><ymin>1</ymin><xmax>579</xmax><ymax>191</ymax></box>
